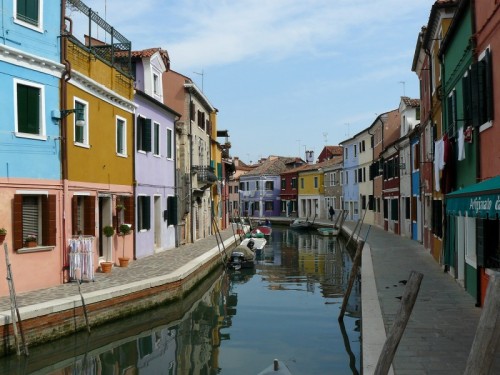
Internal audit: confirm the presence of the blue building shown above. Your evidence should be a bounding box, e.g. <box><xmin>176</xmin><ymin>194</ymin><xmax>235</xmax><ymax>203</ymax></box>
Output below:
<box><xmin>0</xmin><ymin>1</ymin><xmax>65</xmax><ymax>294</ymax></box>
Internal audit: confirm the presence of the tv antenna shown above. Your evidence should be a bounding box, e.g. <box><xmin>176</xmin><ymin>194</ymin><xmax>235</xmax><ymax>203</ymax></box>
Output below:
<box><xmin>399</xmin><ymin>81</ymin><xmax>406</xmax><ymax>96</ymax></box>
<box><xmin>193</xmin><ymin>70</ymin><xmax>204</xmax><ymax>92</ymax></box>
<box><xmin>323</xmin><ymin>132</ymin><xmax>328</xmax><ymax>145</ymax></box>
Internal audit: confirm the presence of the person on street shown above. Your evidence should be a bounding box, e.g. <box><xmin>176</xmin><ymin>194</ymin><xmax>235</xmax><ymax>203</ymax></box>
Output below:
<box><xmin>329</xmin><ymin>206</ymin><xmax>335</xmax><ymax>221</ymax></box>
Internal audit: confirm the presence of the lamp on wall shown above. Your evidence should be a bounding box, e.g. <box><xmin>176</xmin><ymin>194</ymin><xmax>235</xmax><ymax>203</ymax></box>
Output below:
<box><xmin>52</xmin><ymin>109</ymin><xmax>84</xmax><ymax>125</ymax></box>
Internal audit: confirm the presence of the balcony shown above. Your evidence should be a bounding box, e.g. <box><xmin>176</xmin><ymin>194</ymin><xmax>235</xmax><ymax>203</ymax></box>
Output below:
<box><xmin>192</xmin><ymin>165</ymin><xmax>217</xmax><ymax>190</ymax></box>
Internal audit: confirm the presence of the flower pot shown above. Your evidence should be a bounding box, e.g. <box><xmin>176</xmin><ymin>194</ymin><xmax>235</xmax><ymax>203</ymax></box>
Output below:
<box><xmin>118</xmin><ymin>257</ymin><xmax>130</xmax><ymax>267</ymax></box>
<box><xmin>101</xmin><ymin>262</ymin><xmax>113</xmax><ymax>273</ymax></box>
<box><xmin>26</xmin><ymin>241</ymin><xmax>37</xmax><ymax>248</ymax></box>
<box><xmin>0</xmin><ymin>234</ymin><xmax>5</xmax><ymax>244</ymax></box>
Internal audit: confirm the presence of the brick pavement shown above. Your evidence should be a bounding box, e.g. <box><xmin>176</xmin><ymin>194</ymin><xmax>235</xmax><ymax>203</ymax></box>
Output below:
<box><xmin>348</xmin><ymin>222</ymin><xmax>500</xmax><ymax>374</ymax></box>
<box><xmin>0</xmin><ymin>227</ymin><xmax>239</xmax><ymax>314</ymax></box>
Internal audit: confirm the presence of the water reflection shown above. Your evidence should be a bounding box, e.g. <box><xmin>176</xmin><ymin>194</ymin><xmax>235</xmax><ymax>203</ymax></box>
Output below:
<box><xmin>0</xmin><ymin>227</ymin><xmax>360</xmax><ymax>375</ymax></box>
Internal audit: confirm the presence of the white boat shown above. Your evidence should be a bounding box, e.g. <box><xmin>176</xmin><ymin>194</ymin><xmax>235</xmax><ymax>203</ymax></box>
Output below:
<box><xmin>317</xmin><ymin>227</ymin><xmax>339</xmax><ymax>236</ymax></box>
<box><xmin>289</xmin><ymin>219</ymin><xmax>312</xmax><ymax>230</ymax></box>
<box><xmin>228</xmin><ymin>238</ymin><xmax>267</xmax><ymax>270</ymax></box>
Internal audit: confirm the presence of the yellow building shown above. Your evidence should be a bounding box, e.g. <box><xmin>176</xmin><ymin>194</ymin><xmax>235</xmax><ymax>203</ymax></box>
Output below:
<box><xmin>61</xmin><ymin>2</ymin><xmax>135</xmax><ymax>274</ymax></box>
<box><xmin>297</xmin><ymin>164</ymin><xmax>324</xmax><ymax>219</ymax></box>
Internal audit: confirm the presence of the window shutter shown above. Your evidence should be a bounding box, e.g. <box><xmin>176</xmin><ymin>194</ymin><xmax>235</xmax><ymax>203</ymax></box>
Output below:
<box><xmin>462</xmin><ymin>73</ymin><xmax>471</xmax><ymax>126</ymax></box>
<box><xmin>484</xmin><ymin>49</ymin><xmax>493</xmax><ymax>122</ymax></box>
<box><xmin>137</xmin><ymin>117</ymin><xmax>143</xmax><ymax>150</ymax></box>
<box><xmin>26</xmin><ymin>85</ymin><xmax>40</xmax><ymax>134</ymax></box>
<box><xmin>84</xmin><ymin>196</ymin><xmax>95</xmax><ymax>235</ymax></box>
<box><xmin>13</xmin><ymin>194</ymin><xmax>23</xmax><ymax>250</ymax></box>
<box><xmin>124</xmin><ymin>196</ymin><xmax>134</xmax><ymax>228</ymax></box>
<box><xmin>72</xmin><ymin>196</ymin><xmax>78</xmax><ymax>235</ymax></box>
<box><xmin>190</xmin><ymin>101</ymin><xmax>195</xmax><ymax>119</ymax></box>
<box><xmin>144</xmin><ymin>196</ymin><xmax>151</xmax><ymax>229</ymax></box>
<box><xmin>470</xmin><ymin>63</ymin><xmax>480</xmax><ymax>127</ymax></box>
<box><xmin>143</xmin><ymin>119</ymin><xmax>152</xmax><ymax>152</ymax></box>
<box><xmin>42</xmin><ymin>195</ymin><xmax>57</xmax><ymax>246</ymax></box>
<box><xmin>167</xmin><ymin>196</ymin><xmax>178</xmax><ymax>226</ymax></box>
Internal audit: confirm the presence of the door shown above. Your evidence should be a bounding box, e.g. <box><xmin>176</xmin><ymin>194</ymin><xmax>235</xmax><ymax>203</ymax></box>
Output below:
<box><xmin>99</xmin><ymin>195</ymin><xmax>112</xmax><ymax>261</ymax></box>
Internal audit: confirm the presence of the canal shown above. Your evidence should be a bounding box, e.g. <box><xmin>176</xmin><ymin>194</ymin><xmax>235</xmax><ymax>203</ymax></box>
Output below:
<box><xmin>0</xmin><ymin>226</ymin><xmax>361</xmax><ymax>375</ymax></box>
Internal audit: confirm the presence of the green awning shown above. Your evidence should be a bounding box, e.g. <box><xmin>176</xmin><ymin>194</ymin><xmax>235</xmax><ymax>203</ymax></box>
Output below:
<box><xmin>446</xmin><ymin>175</ymin><xmax>500</xmax><ymax>217</ymax></box>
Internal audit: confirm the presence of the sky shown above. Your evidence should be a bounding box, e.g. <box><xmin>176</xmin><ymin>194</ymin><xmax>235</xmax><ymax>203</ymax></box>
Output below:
<box><xmin>75</xmin><ymin>0</ymin><xmax>435</xmax><ymax>165</ymax></box>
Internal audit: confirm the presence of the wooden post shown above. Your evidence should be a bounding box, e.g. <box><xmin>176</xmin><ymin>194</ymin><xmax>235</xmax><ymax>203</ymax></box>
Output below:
<box><xmin>374</xmin><ymin>270</ymin><xmax>423</xmax><ymax>375</ymax></box>
<box><xmin>339</xmin><ymin>240</ymin><xmax>365</xmax><ymax>321</ymax></box>
<box><xmin>464</xmin><ymin>273</ymin><xmax>500</xmax><ymax>375</ymax></box>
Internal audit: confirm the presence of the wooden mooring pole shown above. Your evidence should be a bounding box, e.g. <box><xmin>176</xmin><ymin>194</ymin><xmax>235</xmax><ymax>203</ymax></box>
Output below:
<box><xmin>464</xmin><ymin>273</ymin><xmax>500</xmax><ymax>375</ymax></box>
<box><xmin>339</xmin><ymin>240</ymin><xmax>365</xmax><ymax>321</ymax></box>
<box><xmin>4</xmin><ymin>243</ymin><xmax>28</xmax><ymax>356</ymax></box>
<box><xmin>374</xmin><ymin>270</ymin><xmax>423</xmax><ymax>375</ymax></box>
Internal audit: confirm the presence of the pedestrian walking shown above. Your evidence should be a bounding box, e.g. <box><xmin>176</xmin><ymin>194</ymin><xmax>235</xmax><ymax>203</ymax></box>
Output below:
<box><xmin>329</xmin><ymin>206</ymin><xmax>335</xmax><ymax>221</ymax></box>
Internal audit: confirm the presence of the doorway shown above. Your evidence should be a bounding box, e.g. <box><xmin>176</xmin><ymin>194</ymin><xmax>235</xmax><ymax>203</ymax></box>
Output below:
<box><xmin>98</xmin><ymin>195</ymin><xmax>113</xmax><ymax>261</ymax></box>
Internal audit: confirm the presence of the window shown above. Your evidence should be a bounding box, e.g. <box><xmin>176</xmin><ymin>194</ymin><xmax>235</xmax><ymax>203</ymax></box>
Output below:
<box><xmin>446</xmin><ymin>90</ymin><xmax>457</xmax><ymax>137</ymax></box>
<box><xmin>265</xmin><ymin>201</ymin><xmax>273</xmax><ymax>211</ymax></box>
<box><xmin>116</xmin><ymin>116</ymin><xmax>126</xmax><ymax>156</ymax></box>
<box><xmin>265</xmin><ymin>181</ymin><xmax>274</xmax><ymax>191</ymax></box>
<box><xmin>137</xmin><ymin>116</ymin><xmax>152</xmax><ymax>152</ymax></box>
<box><xmin>153</xmin><ymin>73</ymin><xmax>160</xmax><ymax>95</ymax></box>
<box><xmin>153</xmin><ymin>122</ymin><xmax>160</xmax><ymax>156</ymax></box>
<box><xmin>281</xmin><ymin>179</ymin><xmax>286</xmax><ymax>190</ymax></box>
<box><xmin>256</xmin><ymin>181</ymin><xmax>259</xmax><ymax>190</ymax></box>
<box><xmin>291</xmin><ymin>177</ymin><xmax>297</xmax><ymax>189</ymax></box>
<box><xmin>300</xmin><ymin>178</ymin><xmax>304</xmax><ymax>189</ymax></box>
<box><xmin>166</xmin><ymin>128</ymin><xmax>173</xmax><ymax>159</ymax></box>
<box><xmin>234</xmin><ymin>186</ymin><xmax>238</xmax><ymax>193</ymax></box>
<box><xmin>314</xmin><ymin>176</ymin><xmax>318</xmax><ymax>189</ymax></box>
<box><xmin>15</xmin><ymin>0</ymin><xmax>42</xmax><ymax>30</ymax></box>
<box><xmin>330</xmin><ymin>172</ymin><xmax>334</xmax><ymax>186</ymax></box>
<box><xmin>13</xmin><ymin>193</ymin><xmax>56</xmax><ymax>249</ymax></box>
<box><xmin>74</xmin><ymin>99</ymin><xmax>88</xmax><ymax>145</ymax></box>
<box><xmin>354</xmin><ymin>145</ymin><xmax>357</xmax><ymax>157</ymax></box>
<box><xmin>15</xmin><ymin>79</ymin><xmax>45</xmax><ymax>137</ymax></box>
<box><xmin>405</xmin><ymin>197</ymin><xmax>411</xmax><ymax>220</ymax></box>
<box><xmin>137</xmin><ymin>195</ymin><xmax>151</xmax><ymax>230</ymax></box>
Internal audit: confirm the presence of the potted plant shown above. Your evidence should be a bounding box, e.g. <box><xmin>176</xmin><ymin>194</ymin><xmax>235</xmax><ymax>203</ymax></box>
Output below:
<box><xmin>0</xmin><ymin>228</ymin><xmax>6</xmax><ymax>244</ymax></box>
<box><xmin>118</xmin><ymin>223</ymin><xmax>132</xmax><ymax>267</ymax></box>
<box><xmin>101</xmin><ymin>225</ymin><xmax>115</xmax><ymax>273</ymax></box>
<box><xmin>25</xmin><ymin>234</ymin><xmax>37</xmax><ymax>248</ymax></box>
<box><xmin>116</xmin><ymin>203</ymin><xmax>125</xmax><ymax>212</ymax></box>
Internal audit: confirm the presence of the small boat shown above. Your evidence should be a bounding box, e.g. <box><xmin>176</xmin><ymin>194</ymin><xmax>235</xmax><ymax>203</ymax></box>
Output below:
<box><xmin>317</xmin><ymin>227</ymin><xmax>339</xmax><ymax>236</ymax></box>
<box><xmin>254</xmin><ymin>225</ymin><xmax>272</xmax><ymax>236</ymax></box>
<box><xmin>257</xmin><ymin>359</ymin><xmax>293</xmax><ymax>375</ymax></box>
<box><xmin>290</xmin><ymin>219</ymin><xmax>312</xmax><ymax>230</ymax></box>
<box><xmin>228</xmin><ymin>238</ymin><xmax>267</xmax><ymax>270</ymax></box>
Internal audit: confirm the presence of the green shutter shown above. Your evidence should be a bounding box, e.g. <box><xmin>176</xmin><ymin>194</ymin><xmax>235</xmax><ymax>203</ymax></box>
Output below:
<box><xmin>484</xmin><ymin>49</ymin><xmax>493</xmax><ymax>122</ymax></box>
<box><xmin>143</xmin><ymin>119</ymin><xmax>152</xmax><ymax>152</ymax></box>
<box><xmin>167</xmin><ymin>196</ymin><xmax>178</xmax><ymax>225</ymax></box>
<box><xmin>17</xmin><ymin>84</ymin><xmax>40</xmax><ymax>135</ymax></box>
<box><xmin>144</xmin><ymin>196</ymin><xmax>151</xmax><ymax>229</ymax></box>
<box><xmin>117</xmin><ymin>120</ymin><xmax>123</xmax><ymax>153</ymax></box>
<box><xmin>470</xmin><ymin>63</ymin><xmax>480</xmax><ymax>127</ymax></box>
<box><xmin>137</xmin><ymin>117</ymin><xmax>143</xmax><ymax>150</ymax></box>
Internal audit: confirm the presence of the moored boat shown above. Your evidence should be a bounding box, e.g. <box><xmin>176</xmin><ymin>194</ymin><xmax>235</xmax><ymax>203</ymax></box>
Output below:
<box><xmin>290</xmin><ymin>219</ymin><xmax>312</xmax><ymax>230</ymax></box>
<box><xmin>228</xmin><ymin>238</ymin><xmax>267</xmax><ymax>270</ymax></box>
<box><xmin>317</xmin><ymin>227</ymin><xmax>339</xmax><ymax>236</ymax></box>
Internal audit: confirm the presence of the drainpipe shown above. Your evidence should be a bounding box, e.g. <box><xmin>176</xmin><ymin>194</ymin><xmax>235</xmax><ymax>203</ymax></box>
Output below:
<box><xmin>60</xmin><ymin>0</ymin><xmax>71</xmax><ymax>282</ymax></box>
<box><xmin>470</xmin><ymin>0</ymin><xmax>482</xmax><ymax>308</ymax></box>
<box><xmin>188</xmin><ymin>91</ymin><xmax>194</xmax><ymax>243</ymax></box>
<box><xmin>174</xmin><ymin>116</ymin><xmax>179</xmax><ymax>247</ymax></box>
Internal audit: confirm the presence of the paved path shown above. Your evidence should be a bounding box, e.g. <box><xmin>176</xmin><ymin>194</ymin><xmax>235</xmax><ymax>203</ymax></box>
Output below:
<box><xmin>349</xmin><ymin>222</ymin><xmax>500</xmax><ymax>375</ymax></box>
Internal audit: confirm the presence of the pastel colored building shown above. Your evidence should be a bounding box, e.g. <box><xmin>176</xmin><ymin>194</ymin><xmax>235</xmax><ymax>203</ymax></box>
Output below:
<box><xmin>132</xmin><ymin>48</ymin><xmax>179</xmax><ymax>257</ymax></box>
<box><xmin>164</xmin><ymin>70</ymin><xmax>217</xmax><ymax>243</ymax></box>
<box><xmin>61</xmin><ymin>1</ymin><xmax>135</xmax><ymax>270</ymax></box>
<box><xmin>340</xmin><ymin>137</ymin><xmax>360</xmax><ymax>221</ymax></box>
<box><xmin>0</xmin><ymin>0</ymin><xmax>64</xmax><ymax>294</ymax></box>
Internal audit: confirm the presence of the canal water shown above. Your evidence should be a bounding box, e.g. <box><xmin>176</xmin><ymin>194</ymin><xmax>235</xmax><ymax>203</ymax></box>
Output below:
<box><xmin>0</xmin><ymin>226</ymin><xmax>361</xmax><ymax>375</ymax></box>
